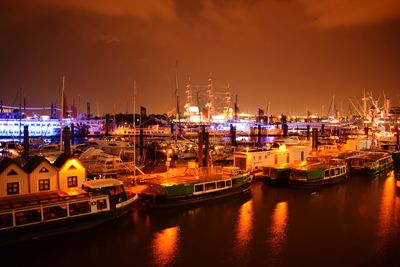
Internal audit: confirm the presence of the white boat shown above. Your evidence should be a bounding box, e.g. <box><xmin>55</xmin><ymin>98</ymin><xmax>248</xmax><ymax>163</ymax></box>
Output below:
<box><xmin>86</xmin><ymin>153</ymin><xmax>133</xmax><ymax>178</ymax></box>
<box><xmin>0</xmin><ymin>178</ymin><xmax>137</xmax><ymax>245</ymax></box>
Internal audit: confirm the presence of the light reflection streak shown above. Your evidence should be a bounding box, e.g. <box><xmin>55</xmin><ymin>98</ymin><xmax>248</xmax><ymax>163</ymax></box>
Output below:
<box><xmin>234</xmin><ymin>199</ymin><xmax>254</xmax><ymax>259</ymax></box>
<box><xmin>376</xmin><ymin>171</ymin><xmax>400</xmax><ymax>252</ymax></box>
<box><xmin>152</xmin><ymin>226</ymin><xmax>180</xmax><ymax>266</ymax></box>
<box><xmin>268</xmin><ymin>201</ymin><xmax>288</xmax><ymax>256</ymax></box>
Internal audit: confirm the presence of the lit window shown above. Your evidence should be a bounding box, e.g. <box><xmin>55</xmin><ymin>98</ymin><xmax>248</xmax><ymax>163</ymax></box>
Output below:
<box><xmin>7</xmin><ymin>182</ymin><xmax>19</xmax><ymax>195</ymax></box>
<box><xmin>39</xmin><ymin>179</ymin><xmax>50</xmax><ymax>191</ymax></box>
<box><xmin>67</xmin><ymin>176</ymin><xmax>78</xmax><ymax>188</ymax></box>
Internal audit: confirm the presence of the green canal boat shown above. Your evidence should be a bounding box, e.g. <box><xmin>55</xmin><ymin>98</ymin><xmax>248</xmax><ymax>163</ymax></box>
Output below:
<box><xmin>289</xmin><ymin>159</ymin><xmax>349</xmax><ymax>188</ymax></box>
<box><xmin>138</xmin><ymin>166</ymin><xmax>252</xmax><ymax>209</ymax></box>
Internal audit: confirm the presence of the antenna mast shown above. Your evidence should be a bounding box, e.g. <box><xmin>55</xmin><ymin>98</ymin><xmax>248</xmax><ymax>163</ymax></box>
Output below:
<box><xmin>175</xmin><ymin>60</ymin><xmax>180</xmax><ymax>140</ymax></box>
<box><xmin>60</xmin><ymin>76</ymin><xmax>65</xmax><ymax>153</ymax></box>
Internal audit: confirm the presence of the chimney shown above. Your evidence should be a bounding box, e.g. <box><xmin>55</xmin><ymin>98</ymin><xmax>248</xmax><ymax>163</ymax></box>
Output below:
<box><xmin>63</xmin><ymin>126</ymin><xmax>71</xmax><ymax>156</ymax></box>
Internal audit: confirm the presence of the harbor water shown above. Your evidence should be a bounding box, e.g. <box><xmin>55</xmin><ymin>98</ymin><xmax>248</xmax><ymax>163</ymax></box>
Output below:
<box><xmin>2</xmin><ymin>170</ymin><xmax>400</xmax><ymax>267</ymax></box>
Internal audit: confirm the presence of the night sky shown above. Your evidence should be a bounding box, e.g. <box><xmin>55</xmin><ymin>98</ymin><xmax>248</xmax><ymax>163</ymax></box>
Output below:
<box><xmin>1</xmin><ymin>0</ymin><xmax>400</xmax><ymax>116</ymax></box>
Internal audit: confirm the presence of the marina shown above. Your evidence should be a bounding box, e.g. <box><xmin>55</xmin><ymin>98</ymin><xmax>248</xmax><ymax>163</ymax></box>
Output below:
<box><xmin>1</xmin><ymin>1</ymin><xmax>400</xmax><ymax>266</ymax></box>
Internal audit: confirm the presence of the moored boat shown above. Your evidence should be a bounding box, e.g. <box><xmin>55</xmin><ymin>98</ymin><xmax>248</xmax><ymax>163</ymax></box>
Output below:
<box><xmin>0</xmin><ymin>178</ymin><xmax>137</xmax><ymax>245</ymax></box>
<box><xmin>289</xmin><ymin>159</ymin><xmax>349</xmax><ymax>188</ymax></box>
<box><xmin>348</xmin><ymin>152</ymin><xmax>393</xmax><ymax>174</ymax></box>
<box><xmin>262</xmin><ymin>160</ymin><xmax>316</xmax><ymax>185</ymax></box>
<box><xmin>138</xmin><ymin>166</ymin><xmax>252</xmax><ymax>209</ymax></box>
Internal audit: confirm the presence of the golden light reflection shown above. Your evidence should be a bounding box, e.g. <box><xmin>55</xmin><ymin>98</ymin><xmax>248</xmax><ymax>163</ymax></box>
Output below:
<box><xmin>376</xmin><ymin>171</ymin><xmax>400</xmax><ymax>252</ymax></box>
<box><xmin>268</xmin><ymin>201</ymin><xmax>288</xmax><ymax>256</ymax></box>
<box><xmin>152</xmin><ymin>226</ymin><xmax>180</xmax><ymax>266</ymax></box>
<box><xmin>234</xmin><ymin>199</ymin><xmax>254</xmax><ymax>258</ymax></box>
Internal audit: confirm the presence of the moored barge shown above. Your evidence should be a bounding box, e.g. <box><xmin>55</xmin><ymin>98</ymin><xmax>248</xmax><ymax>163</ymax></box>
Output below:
<box><xmin>289</xmin><ymin>159</ymin><xmax>349</xmax><ymax>189</ymax></box>
<box><xmin>0</xmin><ymin>179</ymin><xmax>137</xmax><ymax>245</ymax></box>
<box><xmin>348</xmin><ymin>152</ymin><xmax>393</xmax><ymax>174</ymax></box>
<box><xmin>138</xmin><ymin>166</ymin><xmax>252</xmax><ymax>209</ymax></box>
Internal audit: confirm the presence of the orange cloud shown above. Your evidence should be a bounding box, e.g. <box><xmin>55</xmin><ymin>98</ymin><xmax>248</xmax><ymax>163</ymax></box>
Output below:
<box><xmin>19</xmin><ymin>0</ymin><xmax>177</xmax><ymax>21</ymax></box>
<box><xmin>299</xmin><ymin>0</ymin><xmax>400</xmax><ymax>28</ymax></box>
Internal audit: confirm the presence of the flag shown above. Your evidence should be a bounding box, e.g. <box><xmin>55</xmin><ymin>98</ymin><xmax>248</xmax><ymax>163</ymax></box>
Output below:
<box><xmin>71</xmin><ymin>105</ymin><xmax>78</xmax><ymax>118</ymax></box>
<box><xmin>140</xmin><ymin>106</ymin><xmax>147</xmax><ymax>117</ymax></box>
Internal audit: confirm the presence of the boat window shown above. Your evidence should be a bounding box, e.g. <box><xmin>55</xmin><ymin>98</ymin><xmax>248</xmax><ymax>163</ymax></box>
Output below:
<box><xmin>217</xmin><ymin>181</ymin><xmax>226</xmax><ymax>188</ymax></box>
<box><xmin>15</xmin><ymin>209</ymin><xmax>42</xmax><ymax>226</ymax></box>
<box><xmin>286</xmin><ymin>153</ymin><xmax>290</xmax><ymax>163</ymax></box>
<box><xmin>194</xmin><ymin>184</ymin><xmax>204</xmax><ymax>192</ymax></box>
<box><xmin>205</xmin><ymin>182</ymin><xmax>216</xmax><ymax>191</ymax></box>
<box><xmin>97</xmin><ymin>199</ymin><xmax>108</xmax><ymax>210</ymax></box>
<box><xmin>334</xmin><ymin>169</ymin><xmax>339</xmax><ymax>175</ymax></box>
<box><xmin>325</xmin><ymin>170</ymin><xmax>330</xmax><ymax>177</ymax></box>
<box><xmin>69</xmin><ymin>201</ymin><xmax>91</xmax><ymax>216</ymax></box>
<box><xmin>43</xmin><ymin>205</ymin><xmax>68</xmax><ymax>221</ymax></box>
<box><xmin>226</xmin><ymin>180</ymin><xmax>232</xmax><ymax>187</ymax></box>
<box><xmin>0</xmin><ymin>213</ymin><xmax>13</xmax><ymax>229</ymax></box>
<box><xmin>330</xmin><ymin>169</ymin><xmax>335</xmax><ymax>176</ymax></box>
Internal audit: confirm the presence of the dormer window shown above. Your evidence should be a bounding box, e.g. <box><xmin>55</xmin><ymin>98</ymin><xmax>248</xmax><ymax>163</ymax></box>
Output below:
<box><xmin>39</xmin><ymin>167</ymin><xmax>49</xmax><ymax>173</ymax></box>
<box><xmin>7</xmin><ymin>169</ymin><xmax>18</xmax><ymax>176</ymax></box>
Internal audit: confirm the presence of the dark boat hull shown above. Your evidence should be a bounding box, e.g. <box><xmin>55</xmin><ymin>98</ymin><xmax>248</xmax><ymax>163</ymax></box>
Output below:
<box><xmin>289</xmin><ymin>174</ymin><xmax>348</xmax><ymax>189</ymax></box>
<box><xmin>140</xmin><ymin>182</ymin><xmax>251</xmax><ymax>209</ymax></box>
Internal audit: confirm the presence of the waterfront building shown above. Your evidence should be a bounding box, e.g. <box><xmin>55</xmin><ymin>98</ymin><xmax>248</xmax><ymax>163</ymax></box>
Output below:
<box><xmin>0</xmin><ymin>158</ymin><xmax>29</xmax><ymax>197</ymax></box>
<box><xmin>24</xmin><ymin>156</ymin><xmax>59</xmax><ymax>193</ymax></box>
<box><xmin>53</xmin><ymin>154</ymin><xmax>86</xmax><ymax>191</ymax></box>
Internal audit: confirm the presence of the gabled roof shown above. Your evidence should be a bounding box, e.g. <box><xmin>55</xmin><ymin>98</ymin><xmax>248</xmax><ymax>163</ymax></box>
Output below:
<box><xmin>53</xmin><ymin>153</ymin><xmax>81</xmax><ymax>169</ymax></box>
<box><xmin>53</xmin><ymin>153</ymin><xmax>70</xmax><ymax>169</ymax></box>
<box><xmin>23</xmin><ymin>155</ymin><xmax>55</xmax><ymax>174</ymax></box>
<box><xmin>0</xmin><ymin>157</ymin><xmax>24</xmax><ymax>174</ymax></box>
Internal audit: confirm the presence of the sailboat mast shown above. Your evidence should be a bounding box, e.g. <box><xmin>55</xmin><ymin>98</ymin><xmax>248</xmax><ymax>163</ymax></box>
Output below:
<box><xmin>133</xmin><ymin>80</ymin><xmax>136</xmax><ymax>177</ymax></box>
<box><xmin>60</xmin><ymin>76</ymin><xmax>65</xmax><ymax>153</ymax></box>
<box><xmin>19</xmin><ymin>88</ymin><xmax>22</xmax><ymax>138</ymax></box>
<box><xmin>175</xmin><ymin>60</ymin><xmax>180</xmax><ymax>141</ymax></box>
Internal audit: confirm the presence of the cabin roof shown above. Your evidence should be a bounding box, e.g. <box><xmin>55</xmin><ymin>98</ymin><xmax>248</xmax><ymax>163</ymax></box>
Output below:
<box><xmin>149</xmin><ymin>173</ymin><xmax>236</xmax><ymax>187</ymax></box>
<box><xmin>53</xmin><ymin>153</ymin><xmax>75</xmax><ymax>168</ymax></box>
<box><xmin>83</xmin><ymin>178</ymin><xmax>123</xmax><ymax>189</ymax></box>
<box><xmin>0</xmin><ymin>157</ymin><xmax>23</xmax><ymax>174</ymax></box>
<box><xmin>352</xmin><ymin>152</ymin><xmax>390</xmax><ymax>161</ymax></box>
<box><xmin>23</xmin><ymin>155</ymin><xmax>54</xmax><ymax>173</ymax></box>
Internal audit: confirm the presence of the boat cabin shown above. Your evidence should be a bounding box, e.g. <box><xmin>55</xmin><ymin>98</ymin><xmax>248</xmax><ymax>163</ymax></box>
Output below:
<box><xmin>234</xmin><ymin>146</ymin><xmax>310</xmax><ymax>172</ymax></box>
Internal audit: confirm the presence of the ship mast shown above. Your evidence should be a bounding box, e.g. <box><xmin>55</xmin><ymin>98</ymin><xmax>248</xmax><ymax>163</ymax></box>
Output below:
<box><xmin>133</xmin><ymin>80</ymin><xmax>136</xmax><ymax>177</ymax></box>
<box><xmin>205</xmin><ymin>73</ymin><xmax>214</xmax><ymax>122</ymax></box>
<box><xmin>184</xmin><ymin>77</ymin><xmax>192</xmax><ymax>123</ymax></box>
<box><xmin>60</xmin><ymin>76</ymin><xmax>65</xmax><ymax>153</ymax></box>
<box><xmin>175</xmin><ymin>60</ymin><xmax>180</xmax><ymax>141</ymax></box>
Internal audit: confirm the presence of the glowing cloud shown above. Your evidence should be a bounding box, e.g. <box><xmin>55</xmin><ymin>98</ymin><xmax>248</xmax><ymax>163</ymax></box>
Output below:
<box><xmin>299</xmin><ymin>0</ymin><xmax>400</xmax><ymax>28</ymax></box>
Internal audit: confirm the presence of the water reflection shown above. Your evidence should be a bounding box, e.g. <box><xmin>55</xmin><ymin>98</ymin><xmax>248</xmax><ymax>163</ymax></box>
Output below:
<box><xmin>376</xmin><ymin>171</ymin><xmax>400</xmax><ymax>252</ymax></box>
<box><xmin>268</xmin><ymin>201</ymin><xmax>288</xmax><ymax>256</ymax></box>
<box><xmin>152</xmin><ymin>226</ymin><xmax>180</xmax><ymax>266</ymax></box>
<box><xmin>234</xmin><ymin>199</ymin><xmax>254</xmax><ymax>259</ymax></box>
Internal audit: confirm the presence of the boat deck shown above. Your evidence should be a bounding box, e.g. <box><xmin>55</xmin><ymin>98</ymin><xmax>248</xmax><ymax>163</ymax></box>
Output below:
<box><xmin>0</xmin><ymin>189</ymin><xmax>88</xmax><ymax>211</ymax></box>
<box><xmin>146</xmin><ymin>173</ymin><xmax>234</xmax><ymax>186</ymax></box>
